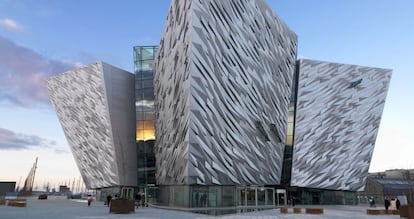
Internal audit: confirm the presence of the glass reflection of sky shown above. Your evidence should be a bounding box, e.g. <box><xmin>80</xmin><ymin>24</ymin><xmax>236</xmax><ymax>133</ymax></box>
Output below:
<box><xmin>135</xmin><ymin>100</ymin><xmax>154</xmax><ymax>110</ymax></box>
<box><xmin>134</xmin><ymin>46</ymin><xmax>157</xmax><ymax>141</ymax></box>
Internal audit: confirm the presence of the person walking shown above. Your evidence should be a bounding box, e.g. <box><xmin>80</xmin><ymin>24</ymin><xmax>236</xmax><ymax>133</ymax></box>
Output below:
<box><xmin>396</xmin><ymin>197</ymin><xmax>401</xmax><ymax>210</ymax></box>
<box><xmin>87</xmin><ymin>194</ymin><xmax>93</xmax><ymax>207</ymax></box>
<box><xmin>141</xmin><ymin>194</ymin><xmax>146</xmax><ymax>207</ymax></box>
<box><xmin>106</xmin><ymin>195</ymin><xmax>112</xmax><ymax>207</ymax></box>
<box><xmin>369</xmin><ymin>197</ymin><xmax>373</xmax><ymax>207</ymax></box>
<box><xmin>390</xmin><ymin>198</ymin><xmax>397</xmax><ymax>210</ymax></box>
<box><xmin>384</xmin><ymin>197</ymin><xmax>390</xmax><ymax>212</ymax></box>
<box><xmin>135</xmin><ymin>193</ymin><xmax>141</xmax><ymax>208</ymax></box>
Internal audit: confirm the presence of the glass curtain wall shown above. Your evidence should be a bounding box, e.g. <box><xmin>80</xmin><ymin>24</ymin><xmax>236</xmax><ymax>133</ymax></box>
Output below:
<box><xmin>134</xmin><ymin>46</ymin><xmax>158</xmax><ymax>188</ymax></box>
<box><xmin>281</xmin><ymin>61</ymin><xmax>299</xmax><ymax>186</ymax></box>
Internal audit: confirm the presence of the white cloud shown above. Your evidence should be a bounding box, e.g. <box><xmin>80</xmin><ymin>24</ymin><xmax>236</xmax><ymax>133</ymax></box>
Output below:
<box><xmin>0</xmin><ymin>18</ymin><xmax>24</xmax><ymax>31</ymax></box>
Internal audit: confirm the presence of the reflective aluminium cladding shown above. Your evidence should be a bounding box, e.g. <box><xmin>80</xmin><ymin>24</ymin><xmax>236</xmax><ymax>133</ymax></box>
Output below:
<box><xmin>291</xmin><ymin>59</ymin><xmax>392</xmax><ymax>191</ymax></box>
<box><xmin>154</xmin><ymin>0</ymin><xmax>297</xmax><ymax>185</ymax></box>
<box><xmin>46</xmin><ymin>61</ymin><xmax>137</xmax><ymax>189</ymax></box>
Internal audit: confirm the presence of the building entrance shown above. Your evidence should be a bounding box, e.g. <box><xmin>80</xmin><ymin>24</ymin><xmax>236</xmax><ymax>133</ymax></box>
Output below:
<box><xmin>276</xmin><ymin>189</ymin><xmax>287</xmax><ymax>205</ymax></box>
<box><xmin>236</xmin><ymin>186</ymin><xmax>275</xmax><ymax>208</ymax></box>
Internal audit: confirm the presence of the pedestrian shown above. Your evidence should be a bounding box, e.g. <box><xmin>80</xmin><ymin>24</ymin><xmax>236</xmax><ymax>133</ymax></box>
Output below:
<box><xmin>384</xmin><ymin>197</ymin><xmax>390</xmax><ymax>212</ymax></box>
<box><xmin>396</xmin><ymin>197</ymin><xmax>401</xmax><ymax>210</ymax></box>
<box><xmin>87</xmin><ymin>194</ymin><xmax>93</xmax><ymax>207</ymax></box>
<box><xmin>106</xmin><ymin>195</ymin><xmax>112</xmax><ymax>207</ymax></box>
<box><xmin>135</xmin><ymin>193</ymin><xmax>141</xmax><ymax>208</ymax></box>
<box><xmin>201</xmin><ymin>193</ymin><xmax>207</xmax><ymax>207</ymax></box>
<box><xmin>369</xmin><ymin>197</ymin><xmax>376</xmax><ymax>208</ymax></box>
<box><xmin>390</xmin><ymin>197</ymin><xmax>397</xmax><ymax>210</ymax></box>
<box><xmin>141</xmin><ymin>194</ymin><xmax>145</xmax><ymax>207</ymax></box>
<box><xmin>195</xmin><ymin>192</ymin><xmax>199</xmax><ymax>207</ymax></box>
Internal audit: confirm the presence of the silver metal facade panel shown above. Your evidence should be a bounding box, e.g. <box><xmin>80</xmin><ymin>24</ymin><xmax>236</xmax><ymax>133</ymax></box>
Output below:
<box><xmin>46</xmin><ymin>62</ymin><xmax>136</xmax><ymax>189</ymax></box>
<box><xmin>101</xmin><ymin>63</ymin><xmax>137</xmax><ymax>187</ymax></box>
<box><xmin>155</xmin><ymin>0</ymin><xmax>297</xmax><ymax>185</ymax></box>
<box><xmin>291</xmin><ymin>59</ymin><xmax>392</xmax><ymax>191</ymax></box>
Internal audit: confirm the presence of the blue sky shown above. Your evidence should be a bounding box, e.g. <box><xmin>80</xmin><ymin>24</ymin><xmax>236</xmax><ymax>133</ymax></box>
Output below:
<box><xmin>0</xmin><ymin>0</ymin><xmax>413</xmax><ymax>189</ymax></box>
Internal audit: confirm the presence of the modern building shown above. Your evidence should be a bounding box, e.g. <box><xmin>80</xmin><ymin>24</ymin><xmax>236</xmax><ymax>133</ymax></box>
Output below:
<box><xmin>46</xmin><ymin>0</ymin><xmax>392</xmax><ymax>211</ymax></box>
<box><xmin>46</xmin><ymin>61</ymin><xmax>137</xmax><ymax>199</ymax></box>
<box><xmin>153</xmin><ymin>0</ymin><xmax>296</xmax><ymax>209</ymax></box>
<box><xmin>281</xmin><ymin>59</ymin><xmax>392</xmax><ymax>205</ymax></box>
<box><xmin>292</xmin><ymin>59</ymin><xmax>391</xmax><ymax>191</ymax></box>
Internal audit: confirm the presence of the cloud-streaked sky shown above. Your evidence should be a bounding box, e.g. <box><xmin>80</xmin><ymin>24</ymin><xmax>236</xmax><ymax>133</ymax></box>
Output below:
<box><xmin>0</xmin><ymin>127</ymin><xmax>55</xmax><ymax>150</ymax></box>
<box><xmin>0</xmin><ymin>18</ymin><xmax>24</xmax><ymax>31</ymax></box>
<box><xmin>0</xmin><ymin>0</ymin><xmax>413</xmax><ymax>190</ymax></box>
<box><xmin>0</xmin><ymin>35</ymin><xmax>75</xmax><ymax>107</ymax></box>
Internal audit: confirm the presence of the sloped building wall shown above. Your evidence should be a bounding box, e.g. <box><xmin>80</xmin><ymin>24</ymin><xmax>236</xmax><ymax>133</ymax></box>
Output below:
<box><xmin>46</xmin><ymin>62</ymin><xmax>136</xmax><ymax>189</ymax></box>
<box><xmin>291</xmin><ymin>59</ymin><xmax>392</xmax><ymax>191</ymax></box>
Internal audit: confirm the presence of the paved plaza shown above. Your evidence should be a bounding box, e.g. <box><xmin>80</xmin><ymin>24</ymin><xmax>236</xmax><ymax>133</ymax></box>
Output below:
<box><xmin>0</xmin><ymin>196</ymin><xmax>401</xmax><ymax>219</ymax></box>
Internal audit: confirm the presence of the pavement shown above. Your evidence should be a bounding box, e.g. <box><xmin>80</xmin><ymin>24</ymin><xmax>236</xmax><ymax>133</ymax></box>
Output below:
<box><xmin>0</xmin><ymin>196</ymin><xmax>401</xmax><ymax>219</ymax></box>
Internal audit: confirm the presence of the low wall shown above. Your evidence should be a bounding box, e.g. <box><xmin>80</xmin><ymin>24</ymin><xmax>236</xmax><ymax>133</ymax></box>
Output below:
<box><xmin>400</xmin><ymin>205</ymin><xmax>414</xmax><ymax>219</ymax></box>
<box><xmin>305</xmin><ymin>208</ymin><xmax>323</xmax><ymax>214</ymax></box>
<box><xmin>7</xmin><ymin>199</ymin><xmax>27</xmax><ymax>207</ymax></box>
<box><xmin>109</xmin><ymin>199</ymin><xmax>135</xmax><ymax>214</ymax></box>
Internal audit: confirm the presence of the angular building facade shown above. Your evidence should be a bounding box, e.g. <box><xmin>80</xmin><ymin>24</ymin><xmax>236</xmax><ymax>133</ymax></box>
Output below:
<box><xmin>46</xmin><ymin>62</ymin><xmax>137</xmax><ymax>190</ymax></box>
<box><xmin>154</xmin><ymin>0</ymin><xmax>297</xmax><ymax>187</ymax></box>
<box><xmin>45</xmin><ymin>0</ymin><xmax>393</xmax><ymax>211</ymax></box>
<box><xmin>290</xmin><ymin>59</ymin><xmax>392</xmax><ymax>191</ymax></box>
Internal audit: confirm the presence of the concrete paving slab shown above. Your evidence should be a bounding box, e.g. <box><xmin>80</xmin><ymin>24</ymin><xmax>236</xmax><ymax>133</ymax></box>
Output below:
<box><xmin>0</xmin><ymin>196</ymin><xmax>401</xmax><ymax>219</ymax></box>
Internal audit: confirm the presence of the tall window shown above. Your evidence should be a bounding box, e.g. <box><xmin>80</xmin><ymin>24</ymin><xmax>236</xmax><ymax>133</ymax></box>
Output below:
<box><xmin>134</xmin><ymin>46</ymin><xmax>158</xmax><ymax>187</ymax></box>
<box><xmin>134</xmin><ymin>46</ymin><xmax>158</xmax><ymax>141</ymax></box>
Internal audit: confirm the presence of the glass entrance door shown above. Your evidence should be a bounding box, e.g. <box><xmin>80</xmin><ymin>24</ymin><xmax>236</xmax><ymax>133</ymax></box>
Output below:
<box><xmin>237</xmin><ymin>186</ymin><xmax>257</xmax><ymax>206</ymax></box>
<box><xmin>121</xmin><ymin>187</ymin><xmax>134</xmax><ymax>200</ymax></box>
